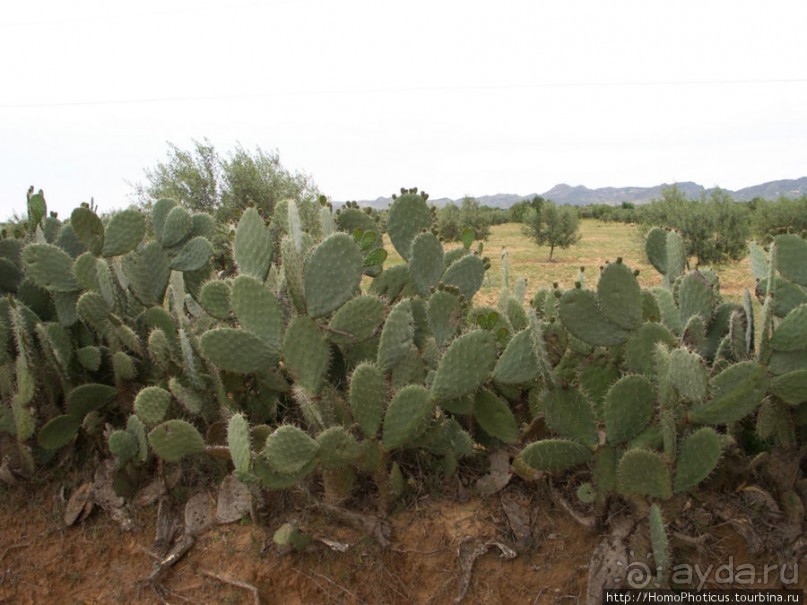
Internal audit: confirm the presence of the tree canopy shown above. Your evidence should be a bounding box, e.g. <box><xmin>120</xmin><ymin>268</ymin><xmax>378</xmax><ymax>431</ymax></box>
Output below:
<box><xmin>131</xmin><ymin>139</ymin><xmax>321</xmax><ymax>223</ymax></box>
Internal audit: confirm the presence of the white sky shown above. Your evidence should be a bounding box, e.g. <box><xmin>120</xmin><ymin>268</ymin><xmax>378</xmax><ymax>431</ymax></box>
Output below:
<box><xmin>1</xmin><ymin>0</ymin><xmax>806</xmax><ymax>218</ymax></box>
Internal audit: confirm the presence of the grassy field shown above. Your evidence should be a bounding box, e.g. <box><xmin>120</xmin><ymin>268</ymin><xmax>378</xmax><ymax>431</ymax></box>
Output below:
<box><xmin>385</xmin><ymin>219</ymin><xmax>755</xmax><ymax>307</ymax></box>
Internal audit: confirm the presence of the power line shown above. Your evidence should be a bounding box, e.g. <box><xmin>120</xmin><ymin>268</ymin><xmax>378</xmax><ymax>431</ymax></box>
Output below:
<box><xmin>2</xmin><ymin>78</ymin><xmax>806</xmax><ymax>109</ymax></box>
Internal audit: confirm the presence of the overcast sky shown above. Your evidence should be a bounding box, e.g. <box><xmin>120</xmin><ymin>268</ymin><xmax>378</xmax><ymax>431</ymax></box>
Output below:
<box><xmin>2</xmin><ymin>0</ymin><xmax>806</xmax><ymax>218</ymax></box>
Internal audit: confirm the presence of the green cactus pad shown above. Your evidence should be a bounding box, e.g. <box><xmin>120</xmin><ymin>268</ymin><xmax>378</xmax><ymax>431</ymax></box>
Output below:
<box><xmin>148</xmin><ymin>419</ymin><xmax>206</xmax><ymax>462</ymax></box>
<box><xmin>673</xmin><ymin>427</ymin><xmax>722</xmax><ymax>493</ymax></box>
<box><xmin>227</xmin><ymin>413</ymin><xmax>252</xmax><ymax>475</ymax></box>
<box><xmin>66</xmin><ymin>383</ymin><xmax>117</xmax><ymax>417</ymax></box>
<box><xmin>651</xmin><ymin>287</ymin><xmax>683</xmax><ymax>335</ymax></box>
<box><xmin>327</xmin><ymin>295</ymin><xmax>385</xmax><ymax>345</ymax></box>
<box><xmin>368</xmin><ymin>263</ymin><xmax>413</xmax><ymax>302</ymax></box>
<box><xmin>168</xmin><ymin>377</ymin><xmax>205</xmax><ymax>415</ymax></box>
<box><xmin>160</xmin><ymin>205</ymin><xmax>193</xmax><ymax>248</ymax></box>
<box><xmin>126</xmin><ymin>414</ymin><xmax>149</xmax><ymax>463</ymax></box>
<box><xmin>668</xmin><ymin>348</ymin><xmax>708</xmax><ymax>402</ymax></box>
<box><xmin>427</xmin><ymin>290</ymin><xmax>463</xmax><ymax>348</ymax></box>
<box><xmin>593</xmin><ymin>446</ymin><xmax>619</xmax><ymax>494</ymax></box>
<box><xmin>521</xmin><ymin>439</ymin><xmax>593</xmax><ymax>473</ymax></box>
<box><xmin>768</xmin><ymin>349</ymin><xmax>807</xmax><ymax>376</ymax></box>
<box><xmin>233</xmin><ymin>208</ymin><xmax>272</xmax><ymax>281</ymax></box>
<box><xmin>108</xmin><ymin>429</ymin><xmax>139</xmax><ymax>465</ymax></box>
<box><xmin>170</xmin><ymin>236</ymin><xmax>213</xmax><ymax>272</ymax></box>
<box><xmin>101</xmin><ymin>209</ymin><xmax>146</xmax><ymax>257</ymax></box>
<box><xmin>152</xmin><ymin>198</ymin><xmax>177</xmax><ymax>242</ymax></box>
<box><xmin>770</xmin><ymin>304</ymin><xmax>807</xmax><ymax>351</ymax></box>
<box><xmin>543</xmin><ymin>387</ymin><xmax>598</xmax><ymax>446</ymax></box>
<box><xmin>70</xmin><ymin>207</ymin><xmax>105</xmax><ymax>256</ymax></box>
<box><xmin>617</xmin><ymin>449</ymin><xmax>672</xmax><ymax>500</ymax></box>
<box><xmin>147</xmin><ymin>329</ymin><xmax>172</xmax><ymax>369</ymax></box>
<box><xmin>200</xmin><ymin>328</ymin><xmax>276</xmax><ymax>374</ymax></box>
<box><xmin>649</xmin><ymin>503</ymin><xmax>670</xmax><ymax>580</ymax></box>
<box><xmin>190</xmin><ymin>212</ymin><xmax>215</xmax><ymax>238</ymax></box>
<box><xmin>304</xmin><ymin>233</ymin><xmax>363</xmax><ymax>318</ymax></box>
<box><xmin>120</xmin><ymin>241</ymin><xmax>171</xmax><ymax>305</ymax></box>
<box><xmin>688</xmin><ymin>361</ymin><xmax>768</xmax><ymax>425</ymax></box>
<box><xmin>493</xmin><ymin>328</ymin><xmax>539</xmax><ymax>385</ymax></box>
<box><xmin>37</xmin><ymin>414</ymin><xmax>81</xmax><ymax>449</ymax></box>
<box><xmin>76</xmin><ymin>291</ymin><xmax>110</xmax><ymax>330</ymax></box>
<box><xmin>410</xmin><ymin>232</ymin><xmax>444</xmax><ymax>296</ymax></box>
<box><xmin>75</xmin><ymin>345</ymin><xmax>101</xmax><ymax>371</ymax></box>
<box><xmin>775</xmin><ymin>234</ymin><xmax>807</xmax><ymax>286</ymax></box>
<box><xmin>641</xmin><ymin>289</ymin><xmax>662</xmax><ymax>322</ymax></box>
<box><xmin>377</xmin><ymin>299</ymin><xmax>415</xmax><ymax>371</ymax></box>
<box><xmin>598</xmin><ymin>260</ymin><xmax>642</xmax><ymax>330</ymax></box>
<box><xmin>678</xmin><ymin>271</ymin><xmax>717</xmax><ymax>326</ymax></box>
<box><xmin>113</xmin><ymin>351</ymin><xmax>137</xmax><ymax>381</ymax></box>
<box><xmin>134</xmin><ymin>386</ymin><xmax>172</xmax><ymax>426</ymax></box>
<box><xmin>22</xmin><ymin>244</ymin><xmax>80</xmax><ymax>291</ymax></box>
<box><xmin>262</xmin><ymin>424</ymin><xmax>320</xmax><ymax>475</ymax></box>
<box><xmin>441</xmin><ymin>254</ymin><xmax>486</xmax><ymax>300</ymax></box>
<box><xmin>253</xmin><ymin>456</ymin><xmax>317</xmax><ymax>489</ymax></box>
<box><xmin>473</xmin><ymin>389</ymin><xmax>519</xmax><ymax>443</ymax></box>
<box><xmin>51</xmin><ymin>290</ymin><xmax>78</xmax><ymax>327</ymax></box>
<box><xmin>645</xmin><ymin>227</ymin><xmax>669</xmax><ymax>275</ymax></box>
<box><xmin>770</xmin><ymin>370</ymin><xmax>807</xmax><ymax>406</ymax></box>
<box><xmin>703</xmin><ymin>302</ymin><xmax>742</xmax><ymax>360</ymax></box>
<box><xmin>558</xmin><ymin>288</ymin><xmax>631</xmax><ymax>346</ymax></box>
<box><xmin>431</xmin><ymin>329</ymin><xmax>496</xmax><ymax>401</ymax></box>
<box><xmin>387</xmin><ymin>192</ymin><xmax>433</xmax><ymax>260</ymax></box>
<box><xmin>231</xmin><ymin>275</ymin><xmax>283</xmax><ymax>351</ymax></box>
<box><xmin>199</xmin><ymin>279</ymin><xmax>231</xmax><ymax>320</ymax></box>
<box><xmin>283</xmin><ymin>316</ymin><xmax>329</xmax><ymax>394</ymax></box>
<box><xmin>349</xmin><ymin>362</ymin><xmax>387</xmax><ymax>438</ymax></box>
<box><xmin>316</xmin><ymin>426</ymin><xmax>361</xmax><ymax>469</ymax></box>
<box><xmin>382</xmin><ymin>384</ymin><xmax>435</xmax><ymax>450</ymax></box>
<box><xmin>604</xmin><ymin>374</ymin><xmax>655</xmax><ymax>445</ymax></box>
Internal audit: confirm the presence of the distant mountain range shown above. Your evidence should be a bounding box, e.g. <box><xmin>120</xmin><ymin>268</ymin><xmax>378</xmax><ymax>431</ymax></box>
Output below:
<box><xmin>343</xmin><ymin>177</ymin><xmax>807</xmax><ymax>209</ymax></box>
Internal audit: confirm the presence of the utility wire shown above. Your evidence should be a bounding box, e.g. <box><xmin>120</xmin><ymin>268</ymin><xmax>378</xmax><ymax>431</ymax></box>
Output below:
<box><xmin>2</xmin><ymin>78</ymin><xmax>806</xmax><ymax>109</ymax></box>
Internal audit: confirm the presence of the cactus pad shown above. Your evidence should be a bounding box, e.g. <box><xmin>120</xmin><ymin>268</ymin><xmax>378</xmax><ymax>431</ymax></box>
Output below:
<box><xmin>386</xmin><ymin>192</ymin><xmax>433</xmax><ymax>260</ymax></box>
<box><xmin>521</xmin><ymin>439</ymin><xmax>593</xmax><ymax>473</ymax></box>
<box><xmin>349</xmin><ymin>362</ymin><xmax>387</xmax><ymax>438</ymax></box>
<box><xmin>382</xmin><ymin>384</ymin><xmax>435</xmax><ymax>450</ymax></box>
<box><xmin>688</xmin><ymin>361</ymin><xmax>768</xmax><ymax>424</ymax></box>
<box><xmin>473</xmin><ymin>389</ymin><xmax>519</xmax><ymax>443</ymax></box>
<box><xmin>604</xmin><ymin>374</ymin><xmax>655</xmax><ymax>444</ymax></box>
<box><xmin>441</xmin><ymin>254</ymin><xmax>486</xmax><ymax>300</ymax></box>
<box><xmin>66</xmin><ymin>383</ymin><xmax>117</xmax><ymax>417</ymax></box>
<box><xmin>410</xmin><ymin>232</ymin><xmax>444</xmax><ymax>296</ymax></box>
<box><xmin>199</xmin><ymin>279</ymin><xmax>232</xmax><ymax>320</ymax></box>
<box><xmin>431</xmin><ymin>329</ymin><xmax>496</xmax><ymax>400</ymax></box>
<box><xmin>101</xmin><ymin>209</ymin><xmax>146</xmax><ymax>257</ymax></box>
<box><xmin>227</xmin><ymin>413</ymin><xmax>252</xmax><ymax>475</ymax></box>
<box><xmin>148</xmin><ymin>419</ymin><xmax>206</xmax><ymax>462</ymax></box>
<box><xmin>328</xmin><ymin>295</ymin><xmax>385</xmax><ymax>345</ymax></box>
<box><xmin>617</xmin><ymin>449</ymin><xmax>672</xmax><ymax>500</ymax></box>
<box><xmin>262</xmin><ymin>425</ymin><xmax>319</xmax><ymax>475</ymax></box>
<box><xmin>282</xmin><ymin>316</ymin><xmax>329</xmax><ymax>394</ymax></box>
<box><xmin>200</xmin><ymin>328</ymin><xmax>277</xmax><ymax>374</ymax></box>
<box><xmin>673</xmin><ymin>427</ymin><xmax>722</xmax><ymax>493</ymax></box>
<box><xmin>134</xmin><ymin>386</ymin><xmax>172</xmax><ymax>426</ymax></box>
<box><xmin>304</xmin><ymin>233</ymin><xmax>363</xmax><ymax>318</ymax></box>
<box><xmin>37</xmin><ymin>414</ymin><xmax>81</xmax><ymax>449</ymax></box>
<box><xmin>231</xmin><ymin>275</ymin><xmax>283</xmax><ymax>351</ymax></box>
<box><xmin>170</xmin><ymin>236</ymin><xmax>213</xmax><ymax>272</ymax></box>
<box><xmin>22</xmin><ymin>244</ymin><xmax>80</xmax><ymax>292</ymax></box>
<box><xmin>598</xmin><ymin>260</ymin><xmax>642</xmax><ymax>330</ymax></box>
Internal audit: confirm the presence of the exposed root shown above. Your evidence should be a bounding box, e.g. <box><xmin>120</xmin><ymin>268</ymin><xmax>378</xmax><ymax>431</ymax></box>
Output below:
<box><xmin>199</xmin><ymin>567</ymin><xmax>260</xmax><ymax>605</ymax></box>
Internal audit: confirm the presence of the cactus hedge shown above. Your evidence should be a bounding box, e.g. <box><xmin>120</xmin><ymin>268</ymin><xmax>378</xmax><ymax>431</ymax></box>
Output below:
<box><xmin>1</xmin><ymin>186</ymin><xmax>805</xmax><ymax>575</ymax></box>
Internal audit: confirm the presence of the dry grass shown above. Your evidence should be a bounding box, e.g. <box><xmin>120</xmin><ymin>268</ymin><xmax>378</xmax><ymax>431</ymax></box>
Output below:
<box><xmin>384</xmin><ymin>219</ymin><xmax>756</xmax><ymax>307</ymax></box>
